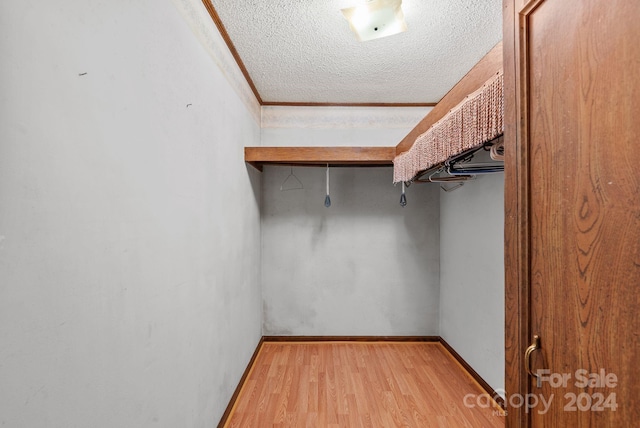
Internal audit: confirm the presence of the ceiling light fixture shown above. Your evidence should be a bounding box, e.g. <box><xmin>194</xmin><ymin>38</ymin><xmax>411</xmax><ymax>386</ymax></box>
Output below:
<box><xmin>341</xmin><ymin>0</ymin><xmax>407</xmax><ymax>42</ymax></box>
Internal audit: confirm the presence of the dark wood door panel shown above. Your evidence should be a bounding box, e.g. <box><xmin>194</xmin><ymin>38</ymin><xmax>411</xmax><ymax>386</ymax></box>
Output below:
<box><xmin>507</xmin><ymin>0</ymin><xmax>640</xmax><ymax>425</ymax></box>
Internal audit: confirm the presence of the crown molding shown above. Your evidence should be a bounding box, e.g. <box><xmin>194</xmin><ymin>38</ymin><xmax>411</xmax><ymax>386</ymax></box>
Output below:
<box><xmin>171</xmin><ymin>0</ymin><xmax>261</xmax><ymax>124</ymax></box>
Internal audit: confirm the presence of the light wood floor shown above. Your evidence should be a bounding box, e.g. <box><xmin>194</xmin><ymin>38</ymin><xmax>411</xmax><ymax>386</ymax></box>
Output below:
<box><xmin>224</xmin><ymin>341</ymin><xmax>505</xmax><ymax>427</ymax></box>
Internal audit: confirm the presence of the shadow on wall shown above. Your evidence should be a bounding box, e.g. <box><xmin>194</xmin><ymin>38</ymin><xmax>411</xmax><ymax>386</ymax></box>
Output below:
<box><xmin>246</xmin><ymin>163</ymin><xmax>262</xmax><ymax>209</ymax></box>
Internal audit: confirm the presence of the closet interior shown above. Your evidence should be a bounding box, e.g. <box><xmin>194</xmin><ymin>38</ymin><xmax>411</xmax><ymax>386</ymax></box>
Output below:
<box><xmin>245</xmin><ymin>40</ymin><xmax>506</xmax><ymax>410</ymax></box>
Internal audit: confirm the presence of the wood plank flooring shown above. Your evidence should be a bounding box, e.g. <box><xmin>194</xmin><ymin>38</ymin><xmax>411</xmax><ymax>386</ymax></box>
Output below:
<box><xmin>224</xmin><ymin>342</ymin><xmax>505</xmax><ymax>427</ymax></box>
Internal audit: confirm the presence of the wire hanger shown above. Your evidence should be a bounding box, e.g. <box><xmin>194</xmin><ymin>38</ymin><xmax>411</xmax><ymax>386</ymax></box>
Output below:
<box><xmin>428</xmin><ymin>168</ymin><xmax>474</xmax><ymax>192</ymax></box>
<box><xmin>440</xmin><ymin>182</ymin><xmax>465</xmax><ymax>192</ymax></box>
<box><xmin>414</xmin><ymin>166</ymin><xmax>476</xmax><ymax>183</ymax></box>
<box><xmin>446</xmin><ymin>137</ymin><xmax>504</xmax><ymax>174</ymax></box>
<box><xmin>413</xmin><ymin>166</ymin><xmax>475</xmax><ymax>192</ymax></box>
<box><xmin>280</xmin><ymin>167</ymin><xmax>304</xmax><ymax>191</ymax></box>
<box><xmin>490</xmin><ymin>138</ymin><xmax>505</xmax><ymax>161</ymax></box>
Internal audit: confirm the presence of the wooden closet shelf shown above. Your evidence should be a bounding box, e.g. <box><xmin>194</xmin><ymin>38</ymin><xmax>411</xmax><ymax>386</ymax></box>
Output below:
<box><xmin>245</xmin><ymin>146</ymin><xmax>395</xmax><ymax>170</ymax></box>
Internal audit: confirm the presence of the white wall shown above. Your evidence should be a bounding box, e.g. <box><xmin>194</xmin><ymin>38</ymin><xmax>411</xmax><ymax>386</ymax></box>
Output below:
<box><xmin>0</xmin><ymin>1</ymin><xmax>261</xmax><ymax>426</ymax></box>
<box><xmin>439</xmin><ymin>173</ymin><xmax>505</xmax><ymax>394</ymax></box>
<box><xmin>261</xmin><ymin>105</ymin><xmax>431</xmax><ymax>147</ymax></box>
<box><xmin>261</xmin><ymin>166</ymin><xmax>440</xmax><ymax>335</ymax></box>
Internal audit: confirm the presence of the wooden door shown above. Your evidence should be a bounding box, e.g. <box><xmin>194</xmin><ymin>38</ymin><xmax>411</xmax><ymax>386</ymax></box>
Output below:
<box><xmin>504</xmin><ymin>0</ymin><xmax>640</xmax><ymax>426</ymax></box>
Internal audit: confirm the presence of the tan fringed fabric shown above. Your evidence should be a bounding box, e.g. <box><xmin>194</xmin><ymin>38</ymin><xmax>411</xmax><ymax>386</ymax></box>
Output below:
<box><xmin>393</xmin><ymin>71</ymin><xmax>504</xmax><ymax>183</ymax></box>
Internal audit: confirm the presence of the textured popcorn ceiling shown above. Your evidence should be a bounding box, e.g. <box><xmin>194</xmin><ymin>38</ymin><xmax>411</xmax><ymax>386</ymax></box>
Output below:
<box><xmin>209</xmin><ymin>0</ymin><xmax>502</xmax><ymax>104</ymax></box>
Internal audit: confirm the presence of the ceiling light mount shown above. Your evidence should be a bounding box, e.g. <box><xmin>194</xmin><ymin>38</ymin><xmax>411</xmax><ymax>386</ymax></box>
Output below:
<box><xmin>341</xmin><ymin>0</ymin><xmax>408</xmax><ymax>42</ymax></box>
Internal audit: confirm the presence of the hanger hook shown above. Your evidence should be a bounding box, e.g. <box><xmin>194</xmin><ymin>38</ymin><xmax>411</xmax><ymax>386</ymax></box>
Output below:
<box><xmin>324</xmin><ymin>164</ymin><xmax>331</xmax><ymax>207</ymax></box>
<box><xmin>399</xmin><ymin>181</ymin><xmax>407</xmax><ymax>207</ymax></box>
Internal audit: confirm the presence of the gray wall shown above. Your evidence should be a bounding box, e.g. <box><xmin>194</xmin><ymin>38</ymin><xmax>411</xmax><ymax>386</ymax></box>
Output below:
<box><xmin>261</xmin><ymin>166</ymin><xmax>440</xmax><ymax>336</ymax></box>
<box><xmin>439</xmin><ymin>174</ymin><xmax>505</xmax><ymax>394</ymax></box>
<box><xmin>0</xmin><ymin>1</ymin><xmax>261</xmax><ymax>426</ymax></box>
